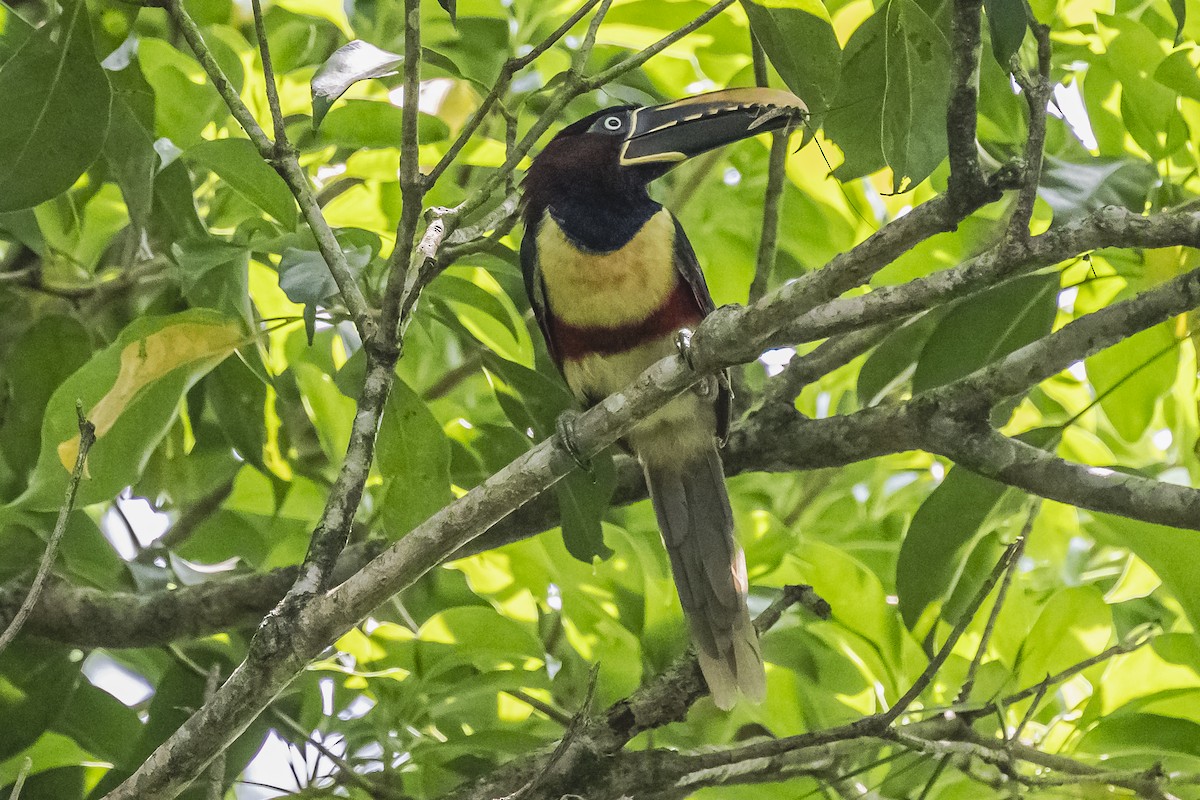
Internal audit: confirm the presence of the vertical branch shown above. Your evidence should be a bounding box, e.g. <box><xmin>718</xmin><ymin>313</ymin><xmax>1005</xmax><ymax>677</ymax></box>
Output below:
<box><xmin>275</xmin><ymin>355</ymin><xmax>396</xmax><ymax>603</ymax></box>
<box><xmin>748</xmin><ymin>37</ymin><xmax>788</xmax><ymax>304</ymax></box>
<box><xmin>380</xmin><ymin>0</ymin><xmax>427</xmax><ymax>342</ymax></box>
<box><xmin>955</xmin><ymin>507</ymin><xmax>1034</xmax><ymax>704</ymax></box>
<box><xmin>1006</xmin><ymin>14</ymin><xmax>1053</xmax><ymax>240</ymax></box>
<box><xmin>249</xmin><ymin>0</ymin><xmax>287</xmax><ymax>146</ymax></box>
<box><xmin>945</xmin><ymin>0</ymin><xmax>986</xmax><ymax>199</ymax></box>
<box><xmin>0</xmin><ymin>405</ymin><xmax>95</xmax><ymax>657</ymax></box>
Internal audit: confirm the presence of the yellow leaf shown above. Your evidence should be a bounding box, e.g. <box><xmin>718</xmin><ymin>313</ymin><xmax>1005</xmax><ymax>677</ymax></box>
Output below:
<box><xmin>57</xmin><ymin>321</ymin><xmax>242</xmax><ymax>470</ymax></box>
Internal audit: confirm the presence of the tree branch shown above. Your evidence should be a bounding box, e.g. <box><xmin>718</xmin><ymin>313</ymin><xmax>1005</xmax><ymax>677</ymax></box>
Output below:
<box><xmin>946</xmin><ymin>0</ymin><xmax>986</xmax><ymax>197</ymax></box>
<box><xmin>0</xmin><ymin>406</ymin><xmax>94</xmax><ymax>657</ymax></box>
<box><xmin>166</xmin><ymin>0</ymin><xmax>373</xmax><ymax>337</ymax></box>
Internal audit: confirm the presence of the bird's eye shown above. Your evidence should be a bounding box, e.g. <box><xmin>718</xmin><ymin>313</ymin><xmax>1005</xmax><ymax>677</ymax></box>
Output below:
<box><xmin>603</xmin><ymin>116</ymin><xmax>623</xmax><ymax>131</ymax></box>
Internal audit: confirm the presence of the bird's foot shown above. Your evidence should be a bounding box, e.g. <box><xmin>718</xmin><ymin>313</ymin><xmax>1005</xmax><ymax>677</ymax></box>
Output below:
<box><xmin>675</xmin><ymin>328</ymin><xmax>696</xmax><ymax>370</ymax></box>
<box><xmin>555</xmin><ymin>410</ymin><xmax>593</xmax><ymax>475</ymax></box>
<box><xmin>676</xmin><ymin>328</ymin><xmax>714</xmax><ymax>397</ymax></box>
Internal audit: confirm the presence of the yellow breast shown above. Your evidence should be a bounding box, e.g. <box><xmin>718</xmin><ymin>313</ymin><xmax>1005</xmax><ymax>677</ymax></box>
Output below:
<box><xmin>536</xmin><ymin>209</ymin><xmax>677</xmax><ymax>327</ymax></box>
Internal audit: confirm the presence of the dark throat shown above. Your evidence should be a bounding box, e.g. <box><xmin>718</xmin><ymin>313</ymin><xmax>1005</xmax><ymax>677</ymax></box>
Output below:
<box><xmin>530</xmin><ymin>180</ymin><xmax>662</xmax><ymax>253</ymax></box>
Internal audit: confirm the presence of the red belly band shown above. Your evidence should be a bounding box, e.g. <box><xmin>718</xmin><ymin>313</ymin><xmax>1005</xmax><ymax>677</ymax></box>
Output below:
<box><xmin>553</xmin><ymin>283</ymin><xmax>704</xmax><ymax>360</ymax></box>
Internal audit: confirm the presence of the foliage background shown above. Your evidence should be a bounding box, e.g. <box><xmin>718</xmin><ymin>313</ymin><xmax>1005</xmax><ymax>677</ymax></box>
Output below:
<box><xmin>2</xmin><ymin>0</ymin><xmax>1200</xmax><ymax>796</ymax></box>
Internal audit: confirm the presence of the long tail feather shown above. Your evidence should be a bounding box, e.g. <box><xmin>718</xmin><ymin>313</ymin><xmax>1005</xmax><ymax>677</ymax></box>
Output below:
<box><xmin>643</xmin><ymin>448</ymin><xmax>764</xmax><ymax>709</ymax></box>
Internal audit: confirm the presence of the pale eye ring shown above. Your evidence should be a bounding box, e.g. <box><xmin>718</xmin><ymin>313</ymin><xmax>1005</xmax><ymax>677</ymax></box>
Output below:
<box><xmin>603</xmin><ymin>116</ymin><xmax>623</xmax><ymax>131</ymax></box>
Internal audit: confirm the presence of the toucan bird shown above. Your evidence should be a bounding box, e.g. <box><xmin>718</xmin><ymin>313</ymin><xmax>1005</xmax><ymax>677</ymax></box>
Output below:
<box><xmin>520</xmin><ymin>87</ymin><xmax>807</xmax><ymax>709</ymax></box>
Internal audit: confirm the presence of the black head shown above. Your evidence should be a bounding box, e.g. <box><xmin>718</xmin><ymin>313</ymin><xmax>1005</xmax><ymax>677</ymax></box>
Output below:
<box><xmin>522</xmin><ymin>88</ymin><xmax>807</xmax><ymax>247</ymax></box>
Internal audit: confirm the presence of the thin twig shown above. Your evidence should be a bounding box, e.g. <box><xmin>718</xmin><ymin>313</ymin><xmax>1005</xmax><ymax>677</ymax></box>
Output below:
<box><xmin>763</xmin><ymin>322</ymin><xmax>899</xmax><ymax>408</ymax></box>
<box><xmin>425</xmin><ymin>0</ymin><xmax>601</xmax><ymax>189</ymax></box>
<box><xmin>573</xmin><ymin>0</ymin><xmax>614</xmax><ymax>73</ymax></box>
<box><xmin>7</xmin><ymin>758</ymin><xmax>31</xmax><ymax>800</ymax></box>
<box><xmin>165</xmin><ymin>0</ymin><xmax>373</xmax><ymax>337</ymax></box>
<box><xmin>956</xmin><ymin>506</ymin><xmax>1036</xmax><ymax>704</ymax></box>
<box><xmin>505</xmin><ymin>689</ymin><xmax>574</xmax><ymax>727</ymax></box>
<box><xmin>502</xmin><ymin>664</ymin><xmax>601</xmax><ymax>800</ymax></box>
<box><xmin>249</xmin><ymin>0</ymin><xmax>288</xmax><ymax>146</ymax></box>
<box><xmin>1008</xmin><ymin>678</ymin><xmax>1048</xmax><ymax>743</ymax></box>
<box><xmin>1006</xmin><ymin>14</ymin><xmax>1052</xmax><ymax>240</ymax></box>
<box><xmin>380</xmin><ymin>0</ymin><xmax>427</xmax><ymax>342</ymax></box>
<box><xmin>584</xmin><ymin>0</ymin><xmax>737</xmax><ymax>89</ymax></box>
<box><xmin>154</xmin><ymin>475</ymin><xmax>237</xmax><ymax>554</ymax></box>
<box><xmin>881</xmin><ymin>539</ymin><xmax>1024</xmax><ymax>725</ymax></box>
<box><xmin>0</xmin><ymin>404</ymin><xmax>95</xmax><ymax>657</ymax></box>
<box><xmin>748</xmin><ymin>36</ymin><xmax>788</xmax><ymax>304</ymax></box>
<box><xmin>269</xmin><ymin>707</ymin><xmax>405</xmax><ymax>798</ymax></box>
<box><xmin>999</xmin><ymin>627</ymin><xmax>1156</xmax><ymax>708</ymax></box>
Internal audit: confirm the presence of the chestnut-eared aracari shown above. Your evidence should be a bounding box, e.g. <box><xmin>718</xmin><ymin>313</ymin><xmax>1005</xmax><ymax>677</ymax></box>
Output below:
<box><xmin>520</xmin><ymin>88</ymin><xmax>807</xmax><ymax>709</ymax></box>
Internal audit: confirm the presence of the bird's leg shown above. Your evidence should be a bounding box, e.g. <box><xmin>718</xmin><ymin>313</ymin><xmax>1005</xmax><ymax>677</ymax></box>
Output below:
<box><xmin>555</xmin><ymin>409</ymin><xmax>594</xmax><ymax>475</ymax></box>
<box><xmin>675</xmin><ymin>328</ymin><xmax>696</xmax><ymax>369</ymax></box>
<box><xmin>675</xmin><ymin>328</ymin><xmax>713</xmax><ymax>397</ymax></box>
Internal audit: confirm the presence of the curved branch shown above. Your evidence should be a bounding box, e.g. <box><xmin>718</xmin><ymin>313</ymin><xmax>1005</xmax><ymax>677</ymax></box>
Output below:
<box><xmin>926</xmin><ymin>420</ymin><xmax>1200</xmax><ymax>531</ymax></box>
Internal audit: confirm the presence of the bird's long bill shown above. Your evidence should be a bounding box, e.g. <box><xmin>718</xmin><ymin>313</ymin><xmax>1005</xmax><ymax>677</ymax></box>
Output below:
<box><xmin>618</xmin><ymin>87</ymin><xmax>808</xmax><ymax>166</ymax></box>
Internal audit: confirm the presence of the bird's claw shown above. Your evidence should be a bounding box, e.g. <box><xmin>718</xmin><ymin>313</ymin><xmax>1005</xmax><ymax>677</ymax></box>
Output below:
<box><xmin>676</xmin><ymin>328</ymin><xmax>713</xmax><ymax>396</ymax></box>
<box><xmin>675</xmin><ymin>328</ymin><xmax>696</xmax><ymax>370</ymax></box>
<box><xmin>555</xmin><ymin>410</ymin><xmax>594</xmax><ymax>477</ymax></box>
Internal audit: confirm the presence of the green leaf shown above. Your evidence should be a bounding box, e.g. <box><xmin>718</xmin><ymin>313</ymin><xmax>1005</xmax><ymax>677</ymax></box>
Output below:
<box><xmin>430</xmin><ymin>269</ymin><xmax>534</xmax><ymax>368</ymax></box>
<box><xmin>0</xmin><ymin>4</ymin><xmax>35</xmax><ymax>61</ymax></box>
<box><xmin>482</xmin><ymin>354</ymin><xmax>615</xmax><ymax>562</ymax></box>
<box><xmin>982</xmin><ymin>0</ymin><xmax>1026</xmax><ymax>68</ymax></box>
<box><xmin>913</xmin><ymin>273</ymin><xmax>1060</xmax><ymax>393</ymax></box>
<box><xmin>0</xmin><ymin>733</ymin><xmax>94</xmax><ymax>787</ymax></box>
<box><xmin>1085</xmin><ymin>322</ymin><xmax>1179</xmax><ymax>442</ymax></box>
<box><xmin>136</xmin><ymin>38</ymin><xmax>223</xmax><ymax>146</ymax></box>
<box><xmin>420</xmin><ymin>607</ymin><xmax>543</xmax><ymax>668</ymax></box>
<box><xmin>173</xmin><ymin>238</ymin><xmax>254</xmax><ymax>328</ymax></box>
<box><xmin>311</xmin><ymin>40</ymin><xmax>404</xmax><ymax>129</ymax></box>
<box><xmin>436</xmin><ymin>0</ymin><xmax>457</xmax><ymax>25</ymax></box>
<box><xmin>0</xmin><ymin>316</ymin><xmax>92</xmax><ymax>488</ymax></box>
<box><xmin>318</xmin><ymin>100</ymin><xmax>450</xmax><ymax>150</ymax></box>
<box><xmin>1154</xmin><ymin>49</ymin><xmax>1200</xmax><ymax>102</ymax></box>
<box><xmin>1039</xmin><ymin>155</ymin><xmax>1156</xmax><ymax>226</ymax></box>
<box><xmin>895</xmin><ymin>467</ymin><xmax>1007</xmax><ymax>629</ymax></box>
<box><xmin>377</xmin><ymin>377</ymin><xmax>453</xmax><ymax>539</ymax></box>
<box><xmin>11</xmin><ymin>310</ymin><xmax>243</xmax><ymax>511</ymax></box>
<box><xmin>856</xmin><ymin>312</ymin><xmax>941</xmax><ymax>406</ymax></box>
<box><xmin>1167</xmin><ymin>0</ymin><xmax>1186</xmax><ymax>44</ymax></box>
<box><xmin>278</xmin><ymin>246</ymin><xmax>370</xmax><ymax>306</ymax></box>
<box><xmin>0</xmin><ymin>0</ymin><xmax>113</xmax><ymax>212</ymax></box>
<box><xmin>825</xmin><ymin>0</ymin><xmax>951</xmax><ymax>191</ymax></box>
<box><xmin>293</xmin><ymin>361</ymin><xmax>355</xmax><ymax>462</ymax></box>
<box><xmin>0</xmin><ymin>645</ymin><xmax>80</xmax><ymax>761</ymax></box>
<box><xmin>274</xmin><ymin>0</ymin><xmax>353</xmax><ymax>37</ymax></box>
<box><xmin>1095</xmin><ymin>514</ymin><xmax>1200</xmax><ymax>635</ymax></box>
<box><xmin>741</xmin><ymin>0</ymin><xmax>841</xmax><ymax>128</ymax></box>
<box><xmin>1017</xmin><ymin>586</ymin><xmax>1111</xmax><ymax>684</ymax></box>
<box><xmin>278</xmin><ymin>243</ymin><xmax>370</xmax><ymax>342</ymax></box>
<box><xmin>896</xmin><ymin>427</ymin><xmax>1056</xmax><ymax>630</ymax></box>
<box><xmin>52</xmin><ymin>681</ymin><xmax>140</xmax><ymax>766</ymax></box>
<box><xmin>102</xmin><ymin>57</ymin><xmax>157</xmax><ymax>231</ymax></box>
<box><xmin>1078</xmin><ymin>714</ymin><xmax>1200</xmax><ymax>759</ymax></box>
<box><xmin>205</xmin><ymin>357</ymin><xmax>271</xmax><ymax>473</ymax></box>
<box><xmin>187</xmin><ymin>138</ymin><xmax>298</xmax><ymax>229</ymax></box>
<box><xmin>152</xmin><ymin>158</ymin><xmax>206</xmax><ymax>241</ymax></box>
